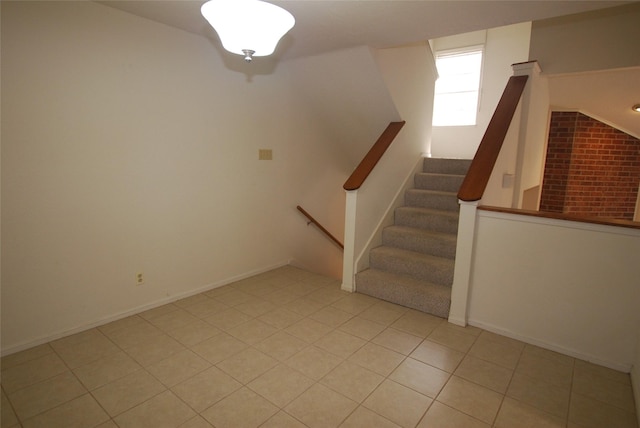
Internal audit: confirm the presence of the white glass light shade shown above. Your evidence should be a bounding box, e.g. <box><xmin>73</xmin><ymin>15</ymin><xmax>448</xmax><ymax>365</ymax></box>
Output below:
<box><xmin>201</xmin><ymin>0</ymin><xmax>295</xmax><ymax>59</ymax></box>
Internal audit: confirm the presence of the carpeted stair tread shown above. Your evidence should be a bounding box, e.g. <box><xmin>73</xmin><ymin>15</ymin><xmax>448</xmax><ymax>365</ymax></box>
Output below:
<box><xmin>423</xmin><ymin>158</ymin><xmax>472</xmax><ymax>175</ymax></box>
<box><xmin>356</xmin><ymin>269</ymin><xmax>451</xmax><ymax>318</ymax></box>
<box><xmin>415</xmin><ymin>172</ymin><xmax>465</xmax><ymax>192</ymax></box>
<box><xmin>382</xmin><ymin>225</ymin><xmax>457</xmax><ymax>259</ymax></box>
<box><xmin>356</xmin><ymin>158</ymin><xmax>471</xmax><ymax>319</ymax></box>
<box><xmin>395</xmin><ymin>206</ymin><xmax>459</xmax><ymax>234</ymax></box>
<box><xmin>370</xmin><ymin>246</ymin><xmax>454</xmax><ymax>286</ymax></box>
<box><xmin>405</xmin><ymin>188</ymin><xmax>460</xmax><ymax>211</ymax></box>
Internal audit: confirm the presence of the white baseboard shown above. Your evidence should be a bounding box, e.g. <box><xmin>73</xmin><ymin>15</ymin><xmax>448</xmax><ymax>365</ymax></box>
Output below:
<box><xmin>447</xmin><ymin>315</ymin><xmax>467</xmax><ymax>327</ymax></box>
<box><xmin>1</xmin><ymin>260</ymin><xmax>290</xmax><ymax>357</ymax></box>
<box><xmin>469</xmin><ymin>319</ymin><xmax>632</xmax><ymax>373</ymax></box>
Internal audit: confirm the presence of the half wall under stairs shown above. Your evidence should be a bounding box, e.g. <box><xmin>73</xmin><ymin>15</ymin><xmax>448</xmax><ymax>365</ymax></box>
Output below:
<box><xmin>355</xmin><ymin>158</ymin><xmax>471</xmax><ymax>318</ymax></box>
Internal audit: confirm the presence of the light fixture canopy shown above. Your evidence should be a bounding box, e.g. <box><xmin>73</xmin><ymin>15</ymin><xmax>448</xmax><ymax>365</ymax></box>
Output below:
<box><xmin>632</xmin><ymin>104</ymin><xmax>640</xmax><ymax>113</ymax></box>
<box><xmin>201</xmin><ymin>0</ymin><xmax>295</xmax><ymax>62</ymax></box>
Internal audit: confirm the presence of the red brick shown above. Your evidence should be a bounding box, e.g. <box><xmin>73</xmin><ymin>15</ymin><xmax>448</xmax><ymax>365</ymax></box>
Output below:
<box><xmin>540</xmin><ymin>111</ymin><xmax>640</xmax><ymax>220</ymax></box>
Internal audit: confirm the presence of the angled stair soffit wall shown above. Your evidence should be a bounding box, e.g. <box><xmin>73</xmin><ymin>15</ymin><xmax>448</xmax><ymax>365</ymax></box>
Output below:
<box><xmin>282</xmin><ymin>45</ymin><xmax>400</xmax><ymax>170</ymax></box>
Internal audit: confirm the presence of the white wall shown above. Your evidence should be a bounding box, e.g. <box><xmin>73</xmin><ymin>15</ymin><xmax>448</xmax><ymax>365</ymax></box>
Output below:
<box><xmin>468</xmin><ymin>210</ymin><xmax>640</xmax><ymax>371</ymax></box>
<box><xmin>430</xmin><ymin>23</ymin><xmax>531</xmax><ymax>159</ymax></box>
<box><xmin>282</xmin><ymin>46</ymin><xmax>403</xmax><ymax>280</ymax></box>
<box><xmin>284</xmin><ymin>46</ymin><xmax>401</xmax><ymax>168</ymax></box>
<box><xmin>459</xmin><ymin>3</ymin><xmax>640</xmax><ymax>380</ymax></box>
<box><xmin>0</xmin><ymin>1</ymin><xmax>349</xmax><ymax>353</ymax></box>
<box><xmin>511</xmin><ymin>62</ymin><xmax>550</xmax><ymax>209</ymax></box>
<box><xmin>374</xmin><ymin>43</ymin><xmax>436</xmax><ymax>158</ymax></box>
<box><xmin>0</xmin><ymin>0</ymin><xmax>3</xmax><ymax>357</ymax></box>
<box><xmin>546</xmin><ymin>67</ymin><xmax>640</xmax><ymax>140</ymax></box>
<box><xmin>529</xmin><ymin>2</ymin><xmax>640</xmax><ymax>75</ymax></box>
<box><xmin>523</xmin><ymin>4</ymin><xmax>640</xmax><ymax>214</ymax></box>
<box><xmin>478</xmin><ymin>106</ymin><xmax>522</xmax><ymax>208</ymax></box>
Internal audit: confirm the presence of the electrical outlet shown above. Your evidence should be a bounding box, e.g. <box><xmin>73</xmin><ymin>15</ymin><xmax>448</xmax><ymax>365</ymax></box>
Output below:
<box><xmin>136</xmin><ymin>272</ymin><xmax>144</xmax><ymax>285</ymax></box>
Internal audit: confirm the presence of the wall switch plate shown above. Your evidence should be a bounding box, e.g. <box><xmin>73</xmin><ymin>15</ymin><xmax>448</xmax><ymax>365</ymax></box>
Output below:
<box><xmin>258</xmin><ymin>149</ymin><xmax>273</xmax><ymax>160</ymax></box>
<box><xmin>502</xmin><ymin>173</ymin><xmax>515</xmax><ymax>188</ymax></box>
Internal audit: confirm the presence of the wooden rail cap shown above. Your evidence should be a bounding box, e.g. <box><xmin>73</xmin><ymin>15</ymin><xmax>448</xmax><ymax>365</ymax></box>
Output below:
<box><xmin>457</xmin><ymin>75</ymin><xmax>528</xmax><ymax>202</ymax></box>
<box><xmin>343</xmin><ymin>121</ymin><xmax>406</xmax><ymax>191</ymax></box>
<box><xmin>479</xmin><ymin>205</ymin><xmax>640</xmax><ymax>230</ymax></box>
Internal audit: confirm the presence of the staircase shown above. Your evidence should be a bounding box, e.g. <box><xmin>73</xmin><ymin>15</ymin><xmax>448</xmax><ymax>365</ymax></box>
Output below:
<box><xmin>355</xmin><ymin>158</ymin><xmax>471</xmax><ymax>318</ymax></box>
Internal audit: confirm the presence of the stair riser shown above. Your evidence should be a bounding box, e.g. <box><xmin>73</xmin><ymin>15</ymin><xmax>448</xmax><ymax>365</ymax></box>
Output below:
<box><xmin>370</xmin><ymin>252</ymin><xmax>454</xmax><ymax>285</ymax></box>
<box><xmin>414</xmin><ymin>173</ymin><xmax>464</xmax><ymax>192</ymax></box>
<box><xmin>382</xmin><ymin>229</ymin><xmax>456</xmax><ymax>259</ymax></box>
<box><xmin>359</xmin><ymin>158</ymin><xmax>469</xmax><ymax>319</ymax></box>
<box><xmin>423</xmin><ymin>158</ymin><xmax>471</xmax><ymax>175</ymax></box>
<box><xmin>395</xmin><ymin>209</ymin><xmax>458</xmax><ymax>234</ymax></box>
<box><xmin>356</xmin><ymin>276</ymin><xmax>450</xmax><ymax>318</ymax></box>
<box><xmin>405</xmin><ymin>191</ymin><xmax>460</xmax><ymax>211</ymax></box>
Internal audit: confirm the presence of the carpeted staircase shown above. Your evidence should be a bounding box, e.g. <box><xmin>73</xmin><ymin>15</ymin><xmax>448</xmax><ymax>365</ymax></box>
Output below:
<box><xmin>355</xmin><ymin>158</ymin><xmax>471</xmax><ymax>318</ymax></box>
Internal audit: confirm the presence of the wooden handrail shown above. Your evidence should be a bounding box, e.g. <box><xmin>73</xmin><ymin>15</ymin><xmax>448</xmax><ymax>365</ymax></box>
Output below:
<box><xmin>296</xmin><ymin>205</ymin><xmax>344</xmax><ymax>249</ymax></box>
<box><xmin>458</xmin><ymin>75</ymin><xmax>529</xmax><ymax>202</ymax></box>
<box><xmin>343</xmin><ymin>121</ymin><xmax>406</xmax><ymax>191</ymax></box>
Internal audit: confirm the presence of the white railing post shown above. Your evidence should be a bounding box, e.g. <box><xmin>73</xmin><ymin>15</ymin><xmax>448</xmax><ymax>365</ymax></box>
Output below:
<box><xmin>448</xmin><ymin>200</ymin><xmax>479</xmax><ymax>326</ymax></box>
<box><xmin>341</xmin><ymin>190</ymin><xmax>358</xmax><ymax>292</ymax></box>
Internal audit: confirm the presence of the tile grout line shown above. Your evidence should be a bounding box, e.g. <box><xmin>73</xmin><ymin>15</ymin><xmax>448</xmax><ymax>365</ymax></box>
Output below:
<box><xmin>71</xmin><ymin>324</ymin><xmax>168</xmax><ymax>426</ymax></box>
<box><xmin>29</xmin><ymin>340</ymin><xmax>91</xmax><ymax>425</ymax></box>
<box><xmin>426</xmin><ymin>328</ymin><xmax>488</xmax><ymax>427</ymax></box>
<box><xmin>566</xmin><ymin>355</ymin><xmax>576</xmax><ymax>427</ymax></box>
<box><xmin>183</xmin><ymin>279</ymin><xmax>341</xmax><ymax>426</ymax></box>
<box><xmin>4</xmin><ymin>269</ymin><xmax>637</xmax><ymax>428</ymax></box>
<box><xmin>1</xmin><ymin>384</ymin><xmax>22</xmax><ymax>427</ymax></box>
<box><xmin>488</xmin><ymin>338</ymin><xmax>525</xmax><ymax>427</ymax></box>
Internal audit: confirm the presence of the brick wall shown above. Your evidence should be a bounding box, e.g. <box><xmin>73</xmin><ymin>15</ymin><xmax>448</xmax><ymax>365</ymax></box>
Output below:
<box><xmin>540</xmin><ymin>111</ymin><xmax>640</xmax><ymax>220</ymax></box>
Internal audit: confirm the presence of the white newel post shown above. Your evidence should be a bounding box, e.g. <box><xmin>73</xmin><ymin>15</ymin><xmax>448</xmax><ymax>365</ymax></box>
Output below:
<box><xmin>341</xmin><ymin>190</ymin><xmax>358</xmax><ymax>292</ymax></box>
<box><xmin>448</xmin><ymin>200</ymin><xmax>479</xmax><ymax>326</ymax></box>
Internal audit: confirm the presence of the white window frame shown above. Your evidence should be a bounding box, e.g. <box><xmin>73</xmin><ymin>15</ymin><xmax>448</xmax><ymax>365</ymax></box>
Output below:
<box><xmin>432</xmin><ymin>45</ymin><xmax>484</xmax><ymax>127</ymax></box>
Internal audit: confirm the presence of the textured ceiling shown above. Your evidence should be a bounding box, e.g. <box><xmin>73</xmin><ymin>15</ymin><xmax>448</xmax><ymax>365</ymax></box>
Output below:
<box><xmin>97</xmin><ymin>1</ymin><xmax>630</xmax><ymax>61</ymax></box>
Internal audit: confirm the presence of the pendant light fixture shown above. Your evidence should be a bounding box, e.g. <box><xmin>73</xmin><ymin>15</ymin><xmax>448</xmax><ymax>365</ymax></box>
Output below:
<box><xmin>201</xmin><ymin>0</ymin><xmax>295</xmax><ymax>63</ymax></box>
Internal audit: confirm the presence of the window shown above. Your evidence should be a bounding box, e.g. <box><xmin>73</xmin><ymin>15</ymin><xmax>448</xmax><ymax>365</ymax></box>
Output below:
<box><xmin>432</xmin><ymin>46</ymin><xmax>483</xmax><ymax>127</ymax></box>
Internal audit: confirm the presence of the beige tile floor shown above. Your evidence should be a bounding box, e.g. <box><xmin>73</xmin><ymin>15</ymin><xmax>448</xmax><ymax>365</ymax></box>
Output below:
<box><xmin>1</xmin><ymin>266</ymin><xmax>638</xmax><ymax>428</ymax></box>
